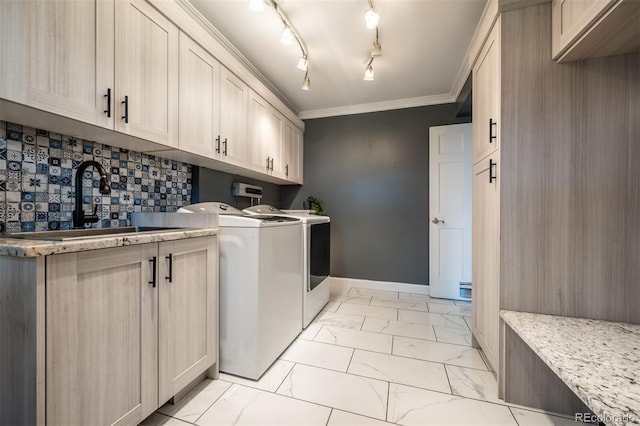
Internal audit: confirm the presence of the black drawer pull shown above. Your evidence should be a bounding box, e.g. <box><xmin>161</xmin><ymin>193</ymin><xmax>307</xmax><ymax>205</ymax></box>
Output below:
<box><xmin>165</xmin><ymin>253</ymin><xmax>173</xmax><ymax>283</ymax></box>
<box><xmin>489</xmin><ymin>158</ymin><xmax>496</xmax><ymax>183</ymax></box>
<box><xmin>122</xmin><ymin>95</ymin><xmax>129</xmax><ymax>123</ymax></box>
<box><xmin>489</xmin><ymin>118</ymin><xmax>497</xmax><ymax>143</ymax></box>
<box><xmin>104</xmin><ymin>88</ymin><xmax>111</xmax><ymax>117</ymax></box>
<box><xmin>149</xmin><ymin>256</ymin><xmax>157</xmax><ymax>288</ymax></box>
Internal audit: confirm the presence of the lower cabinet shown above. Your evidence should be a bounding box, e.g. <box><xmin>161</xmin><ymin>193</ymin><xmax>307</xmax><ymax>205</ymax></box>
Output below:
<box><xmin>471</xmin><ymin>153</ymin><xmax>500</xmax><ymax>371</ymax></box>
<box><xmin>35</xmin><ymin>236</ymin><xmax>217</xmax><ymax>425</ymax></box>
<box><xmin>158</xmin><ymin>238</ymin><xmax>218</xmax><ymax>404</ymax></box>
<box><xmin>46</xmin><ymin>244</ymin><xmax>159</xmax><ymax>425</ymax></box>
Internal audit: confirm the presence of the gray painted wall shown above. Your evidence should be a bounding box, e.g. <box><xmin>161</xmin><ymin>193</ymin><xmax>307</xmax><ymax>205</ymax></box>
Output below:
<box><xmin>282</xmin><ymin>104</ymin><xmax>470</xmax><ymax>285</ymax></box>
<box><xmin>193</xmin><ymin>167</ymin><xmax>285</xmax><ymax>210</ymax></box>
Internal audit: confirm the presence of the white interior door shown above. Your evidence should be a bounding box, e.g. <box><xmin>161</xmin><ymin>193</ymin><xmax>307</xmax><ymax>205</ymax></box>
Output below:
<box><xmin>429</xmin><ymin>123</ymin><xmax>473</xmax><ymax>300</ymax></box>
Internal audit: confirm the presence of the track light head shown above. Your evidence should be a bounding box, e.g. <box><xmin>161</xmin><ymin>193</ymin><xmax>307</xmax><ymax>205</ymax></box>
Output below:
<box><xmin>301</xmin><ymin>73</ymin><xmax>311</xmax><ymax>91</ymax></box>
<box><xmin>281</xmin><ymin>26</ymin><xmax>294</xmax><ymax>45</ymax></box>
<box><xmin>371</xmin><ymin>40</ymin><xmax>382</xmax><ymax>57</ymax></box>
<box><xmin>297</xmin><ymin>56</ymin><xmax>308</xmax><ymax>71</ymax></box>
<box><xmin>364</xmin><ymin>64</ymin><xmax>374</xmax><ymax>81</ymax></box>
<box><xmin>365</xmin><ymin>8</ymin><xmax>380</xmax><ymax>29</ymax></box>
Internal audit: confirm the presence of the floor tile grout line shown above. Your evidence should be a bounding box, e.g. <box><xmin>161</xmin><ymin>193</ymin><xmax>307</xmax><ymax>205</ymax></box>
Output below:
<box><xmin>508</xmin><ymin>405</ymin><xmax>523</xmax><ymax>426</ymax></box>
<box><xmin>191</xmin><ymin>380</ymin><xmax>235</xmax><ymax>425</ymax></box>
<box><xmin>274</xmin><ymin>363</ymin><xmax>391</xmax><ymax>423</ymax></box>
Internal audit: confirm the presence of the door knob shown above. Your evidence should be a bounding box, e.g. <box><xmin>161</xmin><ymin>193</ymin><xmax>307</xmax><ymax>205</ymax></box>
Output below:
<box><xmin>432</xmin><ymin>218</ymin><xmax>445</xmax><ymax>224</ymax></box>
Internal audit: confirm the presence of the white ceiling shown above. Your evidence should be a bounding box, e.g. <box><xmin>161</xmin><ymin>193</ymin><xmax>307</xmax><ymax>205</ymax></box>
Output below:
<box><xmin>188</xmin><ymin>0</ymin><xmax>487</xmax><ymax>119</ymax></box>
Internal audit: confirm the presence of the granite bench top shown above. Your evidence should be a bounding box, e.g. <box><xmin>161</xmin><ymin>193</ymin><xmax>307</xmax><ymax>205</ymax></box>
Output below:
<box><xmin>501</xmin><ymin>310</ymin><xmax>640</xmax><ymax>426</ymax></box>
<box><xmin>0</xmin><ymin>228</ymin><xmax>218</xmax><ymax>257</ymax></box>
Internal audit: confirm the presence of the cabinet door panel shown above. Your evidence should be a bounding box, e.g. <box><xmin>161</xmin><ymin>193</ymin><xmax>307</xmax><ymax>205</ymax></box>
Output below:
<box><xmin>472</xmin><ymin>19</ymin><xmax>500</xmax><ymax>164</ymax></box>
<box><xmin>219</xmin><ymin>69</ymin><xmax>249</xmax><ymax>167</ymax></box>
<box><xmin>46</xmin><ymin>244</ymin><xmax>158</xmax><ymax>426</ymax></box>
<box><xmin>179</xmin><ymin>32</ymin><xmax>221</xmax><ymax>157</ymax></box>
<box><xmin>248</xmin><ymin>91</ymin><xmax>284</xmax><ymax>176</ymax></box>
<box><xmin>158</xmin><ymin>237</ymin><xmax>218</xmax><ymax>404</ymax></box>
<box><xmin>115</xmin><ymin>0</ymin><xmax>178</xmax><ymax>147</ymax></box>
<box><xmin>472</xmin><ymin>154</ymin><xmax>500</xmax><ymax>371</ymax></box>
<box><xmin>284</xmin><ymin>120</ymin><xmax>303</xmax><ymax>184</ymax></box>
<box><xmin>0</xmin><ymin>0</ymin><xmax>114</xmax><ymax>127</ymax></box>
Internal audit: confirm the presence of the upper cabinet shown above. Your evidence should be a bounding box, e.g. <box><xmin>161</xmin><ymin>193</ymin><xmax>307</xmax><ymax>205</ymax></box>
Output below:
<box><xmin>0</xmin><ymin>0</ymin><xmax>179</xmax><ymax>147</ymax></box>
<box><xmin>115</xmin><ymin>0</ymin><xmax>179</xmax><ymax>147</ymax></box>
<box><xmin>178</xmin><ymin>32</ymin><xmax>221</xmax><ymax>158</ymax></box>
<box><xmin>472</xmin><ymin>19</ymin><xmax>500</xmax><ymax>164</ymax></box>
<box><xmin>219</xmin><ymin>69</ymin><xmax>250</xmax><ymax>168</ymax></box>
<box><xmin>248</xmin><ymin>90</ymin><xmax>284</xmax><ymax>178</ymax></box>
<box><xmin>552</xmin><ymin>0</ymin><xmax>640</xmax><ymax>62</ymax></box>
<box><xmin>0</xmin><ymin>0</ymin><xmax>114</xmax><ymax>128</ymax></box>
<box><xmin>178</xmin><ymin>33</ymin><xmax>249</xmax><ymax>167</ymax></box>
<box><xmin>0</xmin><ymin>0</ymin><xmax>303</xmax><ymax>184</ymax></box>
<box><xmin>284</xmin><ymin>120</ymin><xmax>303</xmax><ymax>184</ymax></box>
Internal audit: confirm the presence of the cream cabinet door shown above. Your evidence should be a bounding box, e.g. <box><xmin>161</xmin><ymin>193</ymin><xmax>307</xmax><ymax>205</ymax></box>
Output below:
<box><xmin>158</xmin><ymin>236</ymin><xmax>218</xmax><ymax>404</ymax></box>
<box><xmin>219</xmin><ymin>68</ymin><xmax>249</xmax><ymax>167</ymax></box>
<box><xmin>248</xmin><ymin>90</ymin><xmax>284</xmax><ymax>176</ymax></box>
<box><xmin>283</xmin><ymin>120</ymin><xmax>303</xmax><ymax>184</ymax></box>
<box><xmin>46</xmin><ymin>244</ymin><xmax>158</xmax><ymax>426</ymax></box>
<box><xmin>472</xmin><ymin>153</ymin><xmax>500</xmax><ymax>371</ymax></box>
<box><xmin>178</xmin><ymin>32</ymin><xmax>221</xmax><ymax>157</ymax></box>
<box><xmin>0</xmin><ymin>0</ymin><xmax>114</xmax><ymax>128</ymax></box>
<box><xmin>115</xmin><ymin>0</ymin><xmax>179</xmax><ymax>147</ymax></box>
<box><xmin>472</xmin><ymin>18</ymin><xmax>500</xmax><ymax>165</ymax></box>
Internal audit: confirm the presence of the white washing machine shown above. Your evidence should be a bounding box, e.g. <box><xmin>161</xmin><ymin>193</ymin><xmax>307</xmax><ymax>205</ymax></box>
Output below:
<box><xmin>244</xmin><ymin>205</ymin><xmax>330</xmax><ymax>329</ymax></box>
<box><xmin>178</xmin><ymin>202</ymin><xmax>302</xmax><ymax>380</ymax></box>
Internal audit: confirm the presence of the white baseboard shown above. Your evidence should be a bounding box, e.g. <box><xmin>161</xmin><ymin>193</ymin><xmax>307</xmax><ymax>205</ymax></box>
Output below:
<box><xmin>329</xmin><ymin>277</ymin><xmax>429</xmax><ymax>295</ymax></box>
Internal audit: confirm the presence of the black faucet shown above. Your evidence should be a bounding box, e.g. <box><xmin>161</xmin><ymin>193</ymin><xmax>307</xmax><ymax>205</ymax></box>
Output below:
<box><xmin>73</xmin><ymin>161</ymin><xmax>111</xmax><ymax>229</ymax></box>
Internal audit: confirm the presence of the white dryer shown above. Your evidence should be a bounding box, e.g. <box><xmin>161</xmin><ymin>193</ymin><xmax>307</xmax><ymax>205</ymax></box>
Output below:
<box><xmin>244</xmin><ymin>205</ymin><xmax>330</xmax><ymax>328</ymax></box>
<box><xmin>179</xmin><ymin>202</ymin><xmax>302</xmax><ymax>380</ymax></box>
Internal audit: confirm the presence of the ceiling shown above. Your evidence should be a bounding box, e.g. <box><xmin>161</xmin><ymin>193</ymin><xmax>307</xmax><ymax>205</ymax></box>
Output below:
<box><xmin>188</xmin><ymin>0</ymin><xmax>487</xmax><ymax>119</ymax></box>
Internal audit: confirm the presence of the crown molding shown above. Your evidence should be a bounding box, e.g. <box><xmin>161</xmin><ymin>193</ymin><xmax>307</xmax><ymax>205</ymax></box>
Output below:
<box><xmin>298</xmin><ymin>93</ymin><xmax>456</xmax><ymax>120</ymax></box>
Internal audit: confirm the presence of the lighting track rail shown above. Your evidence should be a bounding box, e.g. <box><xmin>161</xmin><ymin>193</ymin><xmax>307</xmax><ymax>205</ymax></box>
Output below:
<box><xmin>249</xmin><ymin>0</ymin><xmax>311</xmax><ymax>90</ymax></box>
<box><xmin>364</xmin><ymin>0</ymin><xmax>381</xmax><ymax>81</ymax></box>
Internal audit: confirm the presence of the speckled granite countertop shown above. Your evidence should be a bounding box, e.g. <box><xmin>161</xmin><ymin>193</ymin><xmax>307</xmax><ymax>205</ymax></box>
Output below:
<box><xmin>501</xmin><ymin>310</ymin><xmax>640</xmax><ymax>426</ymax></box>
<box><xmin>0</xmin><ymin>228</ymin><xmax>218</xmax><ymax>257</ymax></box>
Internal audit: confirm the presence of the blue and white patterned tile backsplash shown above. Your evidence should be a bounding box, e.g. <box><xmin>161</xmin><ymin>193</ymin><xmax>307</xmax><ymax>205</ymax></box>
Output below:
<box><xmin>0</xmin><ymin>120</ymin><xmax>192</xmax><ymax>232</ymax></box>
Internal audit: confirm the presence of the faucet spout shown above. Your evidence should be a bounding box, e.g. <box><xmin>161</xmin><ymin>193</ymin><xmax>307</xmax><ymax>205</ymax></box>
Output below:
<box><xmin>73</xmin><ymin>161</ymin><xmax>111</xmax><ymax>229</ymax></box>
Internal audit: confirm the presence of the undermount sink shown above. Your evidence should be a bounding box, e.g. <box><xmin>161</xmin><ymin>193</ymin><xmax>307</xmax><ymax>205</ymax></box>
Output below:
<box><xmin>1</xmin><ymin>226</ymin><xmax>183</xmax><ymax>241</ymax></box>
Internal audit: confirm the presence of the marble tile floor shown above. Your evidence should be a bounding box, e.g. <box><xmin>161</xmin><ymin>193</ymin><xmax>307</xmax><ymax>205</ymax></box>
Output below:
<box><xmin>142</xmin><ymin>284</ymin><xmax>582</xmax><ymax>426</ymax></box>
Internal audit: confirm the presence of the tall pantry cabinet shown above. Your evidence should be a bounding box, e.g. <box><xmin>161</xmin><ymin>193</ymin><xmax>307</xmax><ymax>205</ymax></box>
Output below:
<box><xmin>470</xmin><ymin>0</ymin><xmax>640</xmax><ymax>411</ymax></box>
<box><xmin>471</xmin><ymin>17</ymin><xmax>501</xmax><ymax>372</ymax></box>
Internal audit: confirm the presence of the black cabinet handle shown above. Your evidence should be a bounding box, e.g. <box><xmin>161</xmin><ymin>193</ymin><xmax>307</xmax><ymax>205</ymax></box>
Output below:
<box><xmin>489</xmin><ymin>118</ymin><xmax>497</xmax><ymax>143</ymax></box>
<box><xmin>165</xmin><ymin>253</ymin><xmax>173</xmax><ymax>283</ymax></box>
<box><xmin>121</xmin><ymin>96</ymin><xmax>129</xmax><ymax>123</ymax></box>
<box><xmin>223</xmin><ymin>138</ymin><xmax>228</xmax><ymax>156</ymax></box>
<box><xmin>149</xmin><ymin>256</ymin><xmax>157</xmax><ymax>287</ymax></box>
<box><xmin>285</xmin><ymin>164</ymin><xmax>289</xmax><ymax>177</ymax></box>
<box><xmin>266</xmin><ymin>157</ymin><xmax>270</xmax><ymax>170</ymax></box>
<box><xmin>215</xmin><ymin>136</ymin><xmax>221</xmax><ymax>154</ymax></box>
<box><xmin>270</xmin><ymin>157</ymin><xmax>274</xmax><ymax>171</ymax></box>
<box><xmin>104</xmin><ymin>88</ymin><xmax>111</xmax><ymax>117</ymax></box>
<box><xmin>489</xmin><ymin>158</ymin><xmax>496</xmax><ymax>183</ymax></box>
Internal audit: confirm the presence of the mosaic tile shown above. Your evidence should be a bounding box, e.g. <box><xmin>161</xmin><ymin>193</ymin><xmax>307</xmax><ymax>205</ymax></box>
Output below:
<box><xmin>0</xmin><ymin>120</ymin><xmax>193</xmax><ymax>230</ymax></box>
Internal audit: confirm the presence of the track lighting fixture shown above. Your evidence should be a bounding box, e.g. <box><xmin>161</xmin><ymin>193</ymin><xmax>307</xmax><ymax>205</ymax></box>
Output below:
<box><xmin>248</xmin><ymin>0</ymin><xmax>265</xmax><ymax>13</ymax></box>
<box><xmin>364</xmin><ymin>0</ymin><xmax>380</xmax><ymax>29</ymax></box>
<box><xmin>297</xmin><ymin>55</ymin><xmax>308</xmax><ymax>71</ymax></box>
<box><xmin>371</xmin><ymin>31</ymin><xmax>382</xmax><ymax>57</ymax></box>
<box><xmin>280</xmin><ymin>25</ymin><xmax>294</xmax><ymax>45</ymax></box>
<box><xmin>363</xmin><ymin>1</ymin><xmax>381</xmax><ymax>81</ymax></box>
<box><xmin>250</xmin><ymin>0</ymin><xmax>311</xmax><ymax>90</ymax></box>
<box><xmin>301</xmin><ymin>72</ymin><xmax>311</xmax><ymax>91</ymax></box>
<box><xmin>364</xmin><ymin>61</ymin><xmax>374</xmax><ymax>81</ymax></box>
